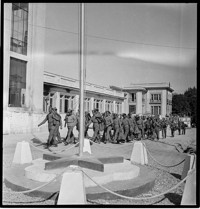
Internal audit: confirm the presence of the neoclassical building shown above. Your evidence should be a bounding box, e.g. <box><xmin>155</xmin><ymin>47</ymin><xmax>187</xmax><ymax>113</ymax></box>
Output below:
<box><xmin>3</xmin><ymin>3</ymin><xmax>173</xmax><ymax>134</ymax></box>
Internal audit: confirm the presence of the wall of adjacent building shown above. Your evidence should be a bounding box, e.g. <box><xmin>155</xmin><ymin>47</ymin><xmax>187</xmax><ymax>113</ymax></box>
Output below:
<box><xmin>3</xmin><ymin>3</ymin><xmax>46</xmax><ymax>134</ymax></box>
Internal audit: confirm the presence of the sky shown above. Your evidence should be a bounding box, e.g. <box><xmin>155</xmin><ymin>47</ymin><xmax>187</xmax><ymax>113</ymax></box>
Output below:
<box><xmin>44</xmin><ymin>3</ymin><xmax>197</xmax><ymax>94</ymax></box>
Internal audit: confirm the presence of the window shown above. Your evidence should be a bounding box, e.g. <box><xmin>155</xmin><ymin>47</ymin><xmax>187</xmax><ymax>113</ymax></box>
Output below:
<box><xmin>84</xmin><ymin>98</ymin><xmax>90</xmax><ymax>112</ymax></box>
<box><xmin>11</xmin><ymin>3</ymin><xmax>28</xmax><ymax>55</ymax></box>
<box><xmin>9</xmin><ymin>57</ymin><xmax>26</xmax><ymax>107</ymax></box>
<box><xmin>151</xmin><ymin>106</ymin><xmax>161</xmax><ymax>116</ymax></box>
<box><xmin>131</xmin><ymin>93</ymin><xmax>136</xmax><ymax>102</ymax></box>
<box><xmin>116</xmin><ymin>102</ymin><xmax>122</xmax><ymax>114</ymax></box>
<box><xmin>151</xmin><ymin>94</ymin><xmax>161</xmax><ymax>102</ymax></box>
<box><xmin>94</xmin><ymin>99</ymin><xmax>103</xmax><ymax>112</ymax></box>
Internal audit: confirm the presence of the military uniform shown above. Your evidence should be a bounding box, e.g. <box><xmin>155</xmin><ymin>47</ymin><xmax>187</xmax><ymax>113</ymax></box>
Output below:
<box><xmin>88</xmin><ymin>110</ymin><xmax>102</xmax><ymax>143</ymax></box>
<box><xmin>52</xmin><ymin>108</ymin><xmax>62</xmax><ymax>143</ymax></box>
<box><xmin>38</xmin><ymin>107</ymin><xmax>57</xmax><ymax>147</ymax></box>
<box><xmin>122</xmin><ymin>114</ymin><xmax>130</xmax><ymax>142</ymax></box>
<box><xmin>160</xmin><ymin>118</ymin><xmax>167</xmax><ymax>139</ymax></box>
<box><xmin>64</xmin><ymin>110</ymin><xmax>77</xmax><ymax>144</ymax></box>
<box><xmin>104</xmin><ymin>112</ymin><xmax>113</xmax><ymax>143</ymax></box>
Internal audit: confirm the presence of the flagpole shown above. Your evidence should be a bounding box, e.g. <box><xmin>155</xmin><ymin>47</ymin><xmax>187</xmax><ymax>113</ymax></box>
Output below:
<box><xmin>79</xmin><ymin>3</ymin><xmax>85</xmax><ymax>157</ymax></box>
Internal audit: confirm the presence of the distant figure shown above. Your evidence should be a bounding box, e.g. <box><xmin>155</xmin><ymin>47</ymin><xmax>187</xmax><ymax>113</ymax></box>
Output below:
<box><xmin>181</xmin><ymin>121</ymin><xmax>187</xmax><ymax>135</ymax></box>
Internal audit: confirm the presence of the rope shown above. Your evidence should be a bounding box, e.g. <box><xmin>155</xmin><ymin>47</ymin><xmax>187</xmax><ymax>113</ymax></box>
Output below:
<box><xmin>82</xmin><ymin>168</ymin><xmax>195</xmax><ymax>200</ymax></box>
<box><xmin>3</xmin><ymin>169</ymin><xmax>66</xmax><ymax>194</ymax></box>
<box><xmin>141</xmin><ymin>142</ymin><xmax>185</xmax><ymax>167</ymax></box>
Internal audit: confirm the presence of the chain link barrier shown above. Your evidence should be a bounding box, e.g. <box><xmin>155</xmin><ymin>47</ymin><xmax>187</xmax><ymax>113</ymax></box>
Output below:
<box><xmin>3</xmin><ymin>164</ymin><xmax>195</xmax><ymax>201</ymax></box>
<box><xmin>82</xmin><ymin>167</ymin><xmax>195</xmax><ymax>201</ymax></box>
<box><xmin>141</xmin><ymin>141</ymin><xmax>186</xmax><ymax>167</ymax></box>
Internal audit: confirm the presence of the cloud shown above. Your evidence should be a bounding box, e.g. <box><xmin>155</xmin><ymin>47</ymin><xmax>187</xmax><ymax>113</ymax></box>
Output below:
<box><xmin>117</xmin><ymin>48</ymin><xmax>195</xmax><ymax>68</ymax></box>
<box><xmin>53</xmin><ymin>50</ymin><xmax>116</xmax><ymax>56</ymax></box>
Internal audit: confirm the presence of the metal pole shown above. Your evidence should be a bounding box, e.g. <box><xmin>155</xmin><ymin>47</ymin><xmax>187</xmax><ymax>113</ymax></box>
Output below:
<box><xmin>79</xmin><ymin>3</ymin><xmax>85</xmax><ymax>157</ymax></box>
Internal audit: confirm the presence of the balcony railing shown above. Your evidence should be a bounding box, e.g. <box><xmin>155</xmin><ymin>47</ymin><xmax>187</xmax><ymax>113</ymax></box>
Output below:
<box><xmin>150</xmin><ymin>99</ymin><xmax>161</xmax><ymax>103</ymax></box>
<box><xmin>128</xmin><ymin>98</ymin><xmax>136</xmax><ymax>103</ymax></box>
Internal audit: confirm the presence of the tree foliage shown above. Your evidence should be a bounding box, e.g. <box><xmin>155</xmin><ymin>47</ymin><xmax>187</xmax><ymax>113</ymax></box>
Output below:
<box><xmin>172</xmin><ymin>87</ymin><xmax>197</xmax><ymax>124</ymax></box>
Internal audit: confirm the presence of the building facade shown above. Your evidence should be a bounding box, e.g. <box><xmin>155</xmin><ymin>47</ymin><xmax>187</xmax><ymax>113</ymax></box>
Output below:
<box><xmin>3</xmin><ymin>3</ymin><xmax>173</xmax><ymax>135</ymax></box>
<box><xmin>116</xmin><ymin>83</ymin><xmax>173</xmax><ymax>117</ymax></box>
<box><xmin>3</xmin><ymin>3</ymin><xmax>46</xmax><ymax>134</ymax></box>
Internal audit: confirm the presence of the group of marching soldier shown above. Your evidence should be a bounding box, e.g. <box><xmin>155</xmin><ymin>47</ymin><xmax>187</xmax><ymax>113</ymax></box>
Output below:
<box><xmin>38</xmin><ymin>106</ymin><xmax>188</xmax><ymax>148</ymax></box>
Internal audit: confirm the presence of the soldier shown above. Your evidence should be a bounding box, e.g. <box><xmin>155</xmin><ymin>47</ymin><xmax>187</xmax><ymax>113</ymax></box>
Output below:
<box><xmin>38</xmin><ymin>106</ymin><xmax>58</xmax><ymax>148</ymax></box>
<box><xmin>84</xmin><ymin>111</ymin><xmax>91</xmax><ymax>138</ymax></box>
<box><xmin>170</xmin><ymin>118</ymin><xmax>176</xmax><ymax>137</ymax></box>
<box><xmin>181</xmin><ymin>121</ymin><xmax>187</xmax><ymax>135</ymax></box>
<box><xmin>112</xmin><ymin>113</ymin><xmax>120</xmax><ymax>143</ymax></box>
<box><xmin>154</xmin><ymin>118</ymin><xmax>161</xmax><ymax>140</ymax></box>
<box><xmin>103</xmin><ymin>111</ymin><xmax>113</xmax><ymax>143</ymax></box>
<box><xmin>88</xmin><ymin>109</ymin><xmax>102</xmax><ymax>143</ymax></box>
<box><xmin>128</xmin><ymin>113</ymin><xmax>135</xmax><ymax>141</ymax></box>
<box><xmin>177</xmin><ymin>119</ymin><xmax>181</xmax><ymax>135</ymax></box>
<box><xmin>160</xmin><ymin>118</ymin><xmax>167</xmax><ymax>139</ymax></box>
<box><xmin>52</xmin><ymin>107</ymin><xmax>63</xmax><ymax>143</ymax></box>
<box><xmin>64</xmin><ymin>109</ymin><xmax>77</xmax><ymax>145</ymax></box>
<box><xmin>144</xmin><ymin>117</ymin><xmax>151</xmax><ymax>139</ymax></box>
<box><xmin>122</xmin><ymin>113</ymin><xmax>130</xmax><ymax>142</ymax></box>
<box><xmin>135</xmin><ymin>115</ymin><xmax>143</xmax><ymax>140</ymax></box>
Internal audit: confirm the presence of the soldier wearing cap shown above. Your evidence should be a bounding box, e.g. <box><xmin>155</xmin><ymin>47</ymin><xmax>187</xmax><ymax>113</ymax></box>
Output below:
<box><xmin>160</xmin><ymin>118</ymin><xmax>167</xmax><ymax>139</ymax></box>
<box><xmin>52</xmin><ymin>107</ymin><xmax>63</xmax><ymax>143</ymax></box>
<box><xmin>64</xmin><ymin>109</ymin><xmax>77</xmax><ymax>145</ymax></box>
<box><xmin>103</xmin><ymin>111</ymin><xmax>113</xmax><ymax>144</ymax></box>
<box><xmin>38</xmin><ymin>106</ymin><xmax>58</xmax><ymax>147</ymax></box>
<box><xmin>122</xmin><ymin>113</ymin><xmax>130</xmax><ymax>142</ymax></box>
<box><xmin>88</xmin><ymin>109</ymin><xmax>102</xmax><ymax>143</ymax></box>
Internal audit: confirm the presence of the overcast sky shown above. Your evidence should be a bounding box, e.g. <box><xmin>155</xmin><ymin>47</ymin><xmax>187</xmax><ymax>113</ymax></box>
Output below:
<box><xmin>44</xmin><ymin>3</ymin><xmax>197</xmax><ymax>94</ymax></box>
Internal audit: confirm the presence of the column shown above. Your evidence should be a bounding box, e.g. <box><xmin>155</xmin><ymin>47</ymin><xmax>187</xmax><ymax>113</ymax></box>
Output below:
<box><xmin>54</xmin><ymin>92</ymin><xmax>60</xmax><ymax>113</ymax></box>
<box><xmin>146</xmin><ymin>91</ymin><xmax>151</xmax><ymax>114</ymax></box>
<box><xmin>113</xmin><ymin>101</ymin><xmax>116</xmax><ymax>113</ymax></box>
<box><xmin>161</xmin><ymin>90</ymin><xmax>167</xmax><ymax>117</ymax></box>
<box><xmin>102</xmin><ymin>99</ymin><xmax>106</xmax><ymax>112</ymax></box>
<box><xmin>74</xmin><ymin>95</ymin><xmax>79</xmax><ymax>113</ymax></box>
<box><xmin>90</xmin><ymin>97</ymin><xmax>94</xmax><ymax>114</ymax></box>
<box><xmin>136</xmin><ymin>91</ymin><xmax>142</xmax><ymax>115</ymax></box>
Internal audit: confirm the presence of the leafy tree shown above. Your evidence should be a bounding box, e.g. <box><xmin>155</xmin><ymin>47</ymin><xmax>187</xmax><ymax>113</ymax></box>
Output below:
<box><xmin>172</xmin><ymin>86</ymin><xmax>197</xmax><ymax>124</ymax></box>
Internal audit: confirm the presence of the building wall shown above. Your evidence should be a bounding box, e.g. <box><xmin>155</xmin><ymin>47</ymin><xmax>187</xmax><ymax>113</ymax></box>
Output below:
<box><xmin>3</xmin><ymin>3</ymin><xmax>46</xmax><ymax>134</ymax></box>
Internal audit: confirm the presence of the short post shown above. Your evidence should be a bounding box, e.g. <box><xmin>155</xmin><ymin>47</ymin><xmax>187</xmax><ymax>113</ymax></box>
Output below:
<box><xmin>83</xmin><ymin>138</ymin><xmax>91</xmax><ymax>154</ymax></box>
<box><xmin>181</xmin><ymin>168</ymin><xmax>196</xmax><ymax>205</ymax></box>
<box><xmin>181</xmin><ymin>154</ymin><xmax>196</xmax><ymax>180</ymax></box>
<box><xmin>57</xmin><ymin>166</ymin><xmax>86</xmax><ymax>204</ymax></box>
<box><xmin>131</xmin><ymin>141</ymin><xmax>148</xmax><ymax>165</ymax></box>
<box><xmin>12</xmin><ymin>141</ymin><xmax>32</xmax><ymax>164</ymax></box>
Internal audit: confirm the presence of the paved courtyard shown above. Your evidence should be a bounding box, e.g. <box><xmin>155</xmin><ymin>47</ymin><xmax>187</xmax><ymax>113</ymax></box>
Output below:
<box><xmin>3</xmin><ymin>127</ymin><xmax>196</xmax><ymax>205</ymax></box>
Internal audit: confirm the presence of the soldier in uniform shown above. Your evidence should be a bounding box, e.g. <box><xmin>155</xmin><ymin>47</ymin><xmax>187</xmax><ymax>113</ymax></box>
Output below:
<box><xmin>181</xmin><ymin>121</ymin><xmax>187</xmax><ymax>135</ymax></box>
<box><xmin>84</xmin><ymin>111</ymin><xmax>91</xmax><ymax>138</ymax></box>
<box><xmin>122</xmin><ymin>113</ymin><xmax>130</xmax><ymax>142</ymax></box>
<box><xmin>135</xmin><ymin>115</ymin><xmax>143</xmax><ymax>140</ymax></box>
<box><xmin>38</xmin><ymin>106</ymin><xmax>58</xmax><ymax>148</ymax></box>
<box><xmin>64</xmin><ymin>109</ymin><xmax>77</xmax><ymax>145</ymax></box>
<box><xmin>112</xmin><ymin>113</ymin><xmax>120</xmax><ymax>143</ymax></box>
<box><xmin>154</xmin><ymin>117</ymin><xmax>161</xmax><ymax>140</ymax></box>
<box><xmin>103</xmin><ymin>111</ymin><xmax>113</xmax><ymax>143</ymax></box>
<box><xmin>88</xmin><ymin>109</ymin><xmax>102</xmax><ymax>143</ymax></box>
<box><xmin>52</xmin><ymin>107</ymin><xmax>63</xmax><ymax>143</ymax></box>
<box><xmin>170</xmin><ymin>118</ymin><xmax>176</xmax><ymax>137</ymax></box>
<box><xmin>177</xmin><ymin>118</ymin><xmax>181</xmax><ymax>135</ymax></box>
<box><xmin>160</xmin><ymin>117</ymin><xmax>167</xmax><ymax>139</ymax></box>
<box><xmin>128</xmin><ymin>113</ymin><xmax>135</xmax><ymax>141</ymax></box>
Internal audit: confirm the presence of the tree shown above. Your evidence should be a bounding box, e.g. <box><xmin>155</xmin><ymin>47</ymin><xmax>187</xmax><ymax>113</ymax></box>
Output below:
<box><xmin>172</xmin><ymin>87</ymin><xmax>197</xmax><ymax>124</ymax></box>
